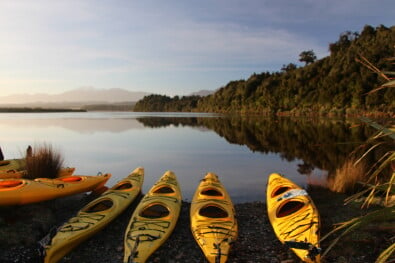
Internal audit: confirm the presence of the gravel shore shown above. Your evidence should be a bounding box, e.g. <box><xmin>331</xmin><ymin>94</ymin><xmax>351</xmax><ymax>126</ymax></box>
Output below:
<box><xmin>0</xmin><ymin>188</ymin><xmax>393</xmax><ymax>263</ymax></box>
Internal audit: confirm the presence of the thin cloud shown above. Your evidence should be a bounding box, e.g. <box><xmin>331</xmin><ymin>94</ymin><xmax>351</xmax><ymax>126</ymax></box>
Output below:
<box><xmin>0</xmin><ymin>0</ymin><xmax>393</xmax><ymax>96</ymax></box>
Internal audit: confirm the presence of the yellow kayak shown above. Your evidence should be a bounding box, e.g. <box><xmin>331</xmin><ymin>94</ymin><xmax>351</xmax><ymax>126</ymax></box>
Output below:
<box><xmin>190</xmin><ymin>172</ymin><xmax>238</xmax><ymax>263</ymax></box>
<box><xmin>266</xmin><ymin>173</ymin><xmax>321</xmax><ymax>263</ymax></box>
<box><xmin>0</xmin><ymin>167</ymin><xmax>76</xmax><ymax>179</ymax></box>
<box><xmin>0</xmin><ymin>159</ymin><xmax>26</xmax><ymax>172</ymax></box>
<box><xmin>0</xmin><ymin>173</ymin><xmax>111</xmax><ymax>206</ymax></box>
<box><xmin>124</xmin><ymin>170</ymin><xmax>182</xmax><ymax>263</ymax></box>
<box><xmin>42</xmin><ymin>167</ymin><xmax>144</xmax><ymax>263</ymax></box>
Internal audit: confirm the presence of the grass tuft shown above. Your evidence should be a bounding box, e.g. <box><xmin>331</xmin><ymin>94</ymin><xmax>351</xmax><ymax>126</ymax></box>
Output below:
<box><xmin>328</xmin><ymin>157</ymin><xmax>368</xmax><ymax>193</ymax></box>
<box><xmin>25</xmin><ymin>144</ymin><xmax>64</xmax><ymax>179</ymax></box>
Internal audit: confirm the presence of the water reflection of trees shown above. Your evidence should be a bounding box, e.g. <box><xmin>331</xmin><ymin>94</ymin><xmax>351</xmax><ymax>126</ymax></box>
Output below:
<box><xmin>137</xmin><ymin>116</ymin><xmax>375</xmax><ymax>173</ymax></box>
<box><xmin>136</xmin><ymin>117</ymin><xmax>201</xmax><ymax>128</ymax></box>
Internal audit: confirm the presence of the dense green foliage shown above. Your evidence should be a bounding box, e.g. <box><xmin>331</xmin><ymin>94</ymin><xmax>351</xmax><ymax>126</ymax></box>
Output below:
<box><xmin>134</xmin><ymin>94</ymin><xmax>200</xmax><ymax>112</ymax></box>
<box><xmin>135</xmin><ymin>25</ymin><xmax>395</xmax><ymax>115</ymax></box>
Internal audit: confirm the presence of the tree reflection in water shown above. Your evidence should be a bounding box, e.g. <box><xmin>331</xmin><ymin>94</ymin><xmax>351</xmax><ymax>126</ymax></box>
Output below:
<box><xmin>137</xmin><ymin>115</ymin><xmax>378</xmax><ymax>191</ymax></box>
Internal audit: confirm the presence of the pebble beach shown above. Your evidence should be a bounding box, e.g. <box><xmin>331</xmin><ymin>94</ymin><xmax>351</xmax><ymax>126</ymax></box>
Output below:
<box><xmin>0</xmin><ymin>187</ymin><xmax>393</xmax><ymax>263</ymax></box>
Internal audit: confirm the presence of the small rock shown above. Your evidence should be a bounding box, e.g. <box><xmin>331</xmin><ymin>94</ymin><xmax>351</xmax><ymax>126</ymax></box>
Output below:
<box><xmin>116</xmin><ymin>245</ymin><xmax>123</xmax><ymax>252</ymax></box>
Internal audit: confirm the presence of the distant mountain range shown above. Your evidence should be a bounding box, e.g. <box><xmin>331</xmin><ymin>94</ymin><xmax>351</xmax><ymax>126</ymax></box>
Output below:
<box><xmin>0</xmin><ymin>87</ymin><xmax>150</xmax><ymax>105</ymax></box>
<box><xmin>0</xmin><ymin>87</ymin><xmax>215</xmax><ymax>109</ymax></box>
<box><xmin>189</xmin><ymin>89</ymin><xmax>215</xmax><ymax>97</ymax></box>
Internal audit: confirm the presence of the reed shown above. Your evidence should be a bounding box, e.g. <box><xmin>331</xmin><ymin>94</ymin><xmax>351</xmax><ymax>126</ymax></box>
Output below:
<box><xmin>25</xmin><ymin>144</ymin><xmax>64</xmax><ymax>179</ymax></box>
<box><xmin>327</xmin><ymin>157</ymin><xmax>368</xmax><ymax>193</ymax></box>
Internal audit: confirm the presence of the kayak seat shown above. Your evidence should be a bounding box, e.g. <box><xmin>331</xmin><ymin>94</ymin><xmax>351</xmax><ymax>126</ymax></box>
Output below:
<box><xmin>140</xmin><ymin>204</ymin><xmax>170</xmax><ymax>218</ymax></box>
<box><xmin>153</xmin><ymin>186</ymin><xmax>174</xmax><ymax>194</ymax></box>
<box><xmin>84</xmin><ymin>199</ymin><xmax>113</xmax><ymax>213</ymax></box>
<box><xmin>276</xmin><ymin>200</ymin><xmax>305</xmax><ymax>218</ymax></box>
<box><xmin>271</xmin><ymin>186</ymin><xmax>291</xmax><ymax>197</ymax></box>
<box><xmin>201</xmin><ymin>188</ymin><xmax>223</xmax><ymax>197</ymax></box>
<box><xmin>199</xmin><ymin>205</ymin><xmax>228</xmax><ymax>218</ymax></box>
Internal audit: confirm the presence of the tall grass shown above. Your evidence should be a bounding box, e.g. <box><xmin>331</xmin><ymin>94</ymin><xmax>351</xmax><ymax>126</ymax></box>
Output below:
<box><xmin>25</xmin><ymin>144</ymin><xmax>64</xmax><ymax>179</ymax></box>
<box><xmin>327</xmin><ymin>157</ymin><xmax>368</xmax><ymax>193</ymax></box>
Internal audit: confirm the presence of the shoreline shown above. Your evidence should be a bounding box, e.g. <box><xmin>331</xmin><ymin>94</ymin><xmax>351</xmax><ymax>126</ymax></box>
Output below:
<box><xmin>0</xmin><ymin>188</ymin><xmax>392</xmax><ymax>263</ymax></box>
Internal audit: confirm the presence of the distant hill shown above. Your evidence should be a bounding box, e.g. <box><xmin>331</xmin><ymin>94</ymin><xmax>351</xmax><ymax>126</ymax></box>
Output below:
<box><xmin>0</xmin><ymin>87</ymin><xmax>150</xmax><ymax>106</ymax></box>
<box><xmin>189</xmin><ymin>89</ymin><xmax>215</xmax><ymax>96</ymax></box>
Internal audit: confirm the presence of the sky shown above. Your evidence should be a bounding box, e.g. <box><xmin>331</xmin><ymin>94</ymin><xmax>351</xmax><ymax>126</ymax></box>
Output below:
<box><xmin>0</xmin><ymin>0</ymin><xmax>393</xmax><ymax>97</ymax></box>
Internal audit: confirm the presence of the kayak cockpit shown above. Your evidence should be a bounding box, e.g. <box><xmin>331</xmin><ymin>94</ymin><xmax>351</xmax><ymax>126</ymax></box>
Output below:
<box><xmin>60</xmin><ymin>176</ymin><xmax>82</xmax><ymax>183</ymax></box>
<box><xmin>201</xmin><ymin>188</ymin><xmax>223</xmax><ymax>197</ymax></box>
<box><xmin>113</xmin><ymin>182</ymin><xmax>133</xmax><ymax>190</ymax></box>
<box><xmin>153</xmin><ymin>186</ymin><xmax>174</xmax><ymax>194</ymax></box>
<box><xmin>199</xmin><ymin>205</ymin><xmax>228</xmax><ymax>218</ymax></box>
<box><xmin>276</xmin><ymin>200</ymin><xmax>305</xmax><ymax>218</ymax></box>
<box><xmin>140</xmin><ymin>203</ymin><xmax>170</xmax><ymax>218</ymax></box>
<box><xmin>0</xmin><ymin>160</ymin><xmax>10</xmax><ymax>166</ymax></box>
<box><xmin>84</xmin><ymin>199</ymin><xmax>114</xmax><ymax>213</ymax></box>
<box><xmin>271</xmin><ymin>186</ymin><xmax>291</xmax><ymax>197</ymax></box>
<box><xmin>0</xmin><ymin>180</ymin><xmax>24</xmax><ymax>189</ymax></box>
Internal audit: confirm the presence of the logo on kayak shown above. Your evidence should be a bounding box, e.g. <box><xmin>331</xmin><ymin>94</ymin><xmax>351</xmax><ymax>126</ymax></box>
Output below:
<box><xmin>277</xmin><ymin>189</ymin><xmax>308</xmax><ymax>201</ymax></box>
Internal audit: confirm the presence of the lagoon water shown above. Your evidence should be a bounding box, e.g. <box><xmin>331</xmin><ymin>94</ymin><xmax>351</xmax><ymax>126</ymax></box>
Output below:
<box><xmin>0</xmin><ymin>112</ymin><xmax>372</xmax><ymax>203</ymax></box>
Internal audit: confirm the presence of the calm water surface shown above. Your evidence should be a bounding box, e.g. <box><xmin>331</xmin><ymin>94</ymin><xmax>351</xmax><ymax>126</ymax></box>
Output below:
<box><xmin>0</xmin><ymin>112</ymin><xmax>373</xmax><ymax>203</ymax></box>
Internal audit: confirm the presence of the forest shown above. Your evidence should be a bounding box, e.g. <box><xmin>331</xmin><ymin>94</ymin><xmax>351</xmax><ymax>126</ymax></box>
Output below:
<box><xmin>133</xmin><ymin>25</ymin><xmax>395</xmax><ymax>116</ymax></box>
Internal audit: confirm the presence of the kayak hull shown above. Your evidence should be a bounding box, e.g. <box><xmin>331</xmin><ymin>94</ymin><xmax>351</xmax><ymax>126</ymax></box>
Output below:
<box><xmin>124</xmin><ymin>171</ymin><xmax>182</xmax><ymax>263</ymax></box>
<box><xmin>190</xmin><ymin>172</ymin><xmax>238</xmax><ymax>263</ymax></box>
<box><xmin>266</xmin><ymin>173</ymin><xmax>321</xmax><ymax>263</ymax></box>
<box><xmin>43</xmin><ymin>167</ymin><xmax>144</xmax><ymax>263</ymax></box>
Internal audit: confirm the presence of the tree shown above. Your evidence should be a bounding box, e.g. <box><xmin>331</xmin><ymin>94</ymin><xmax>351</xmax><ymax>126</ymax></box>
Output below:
<box><xmin>281</xmin><ymin>63</ymin><xmax>298</xmax><ymax>72</ymax></box>
<box><xmin>329</xmin><ymin>31</ymin><xmax>359</xmax><ymax>53</ymax></box>
<box><xmin>299</xmin><ymin>50</ymin><xmax>317</xmax><ymax>65</ymax></box>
